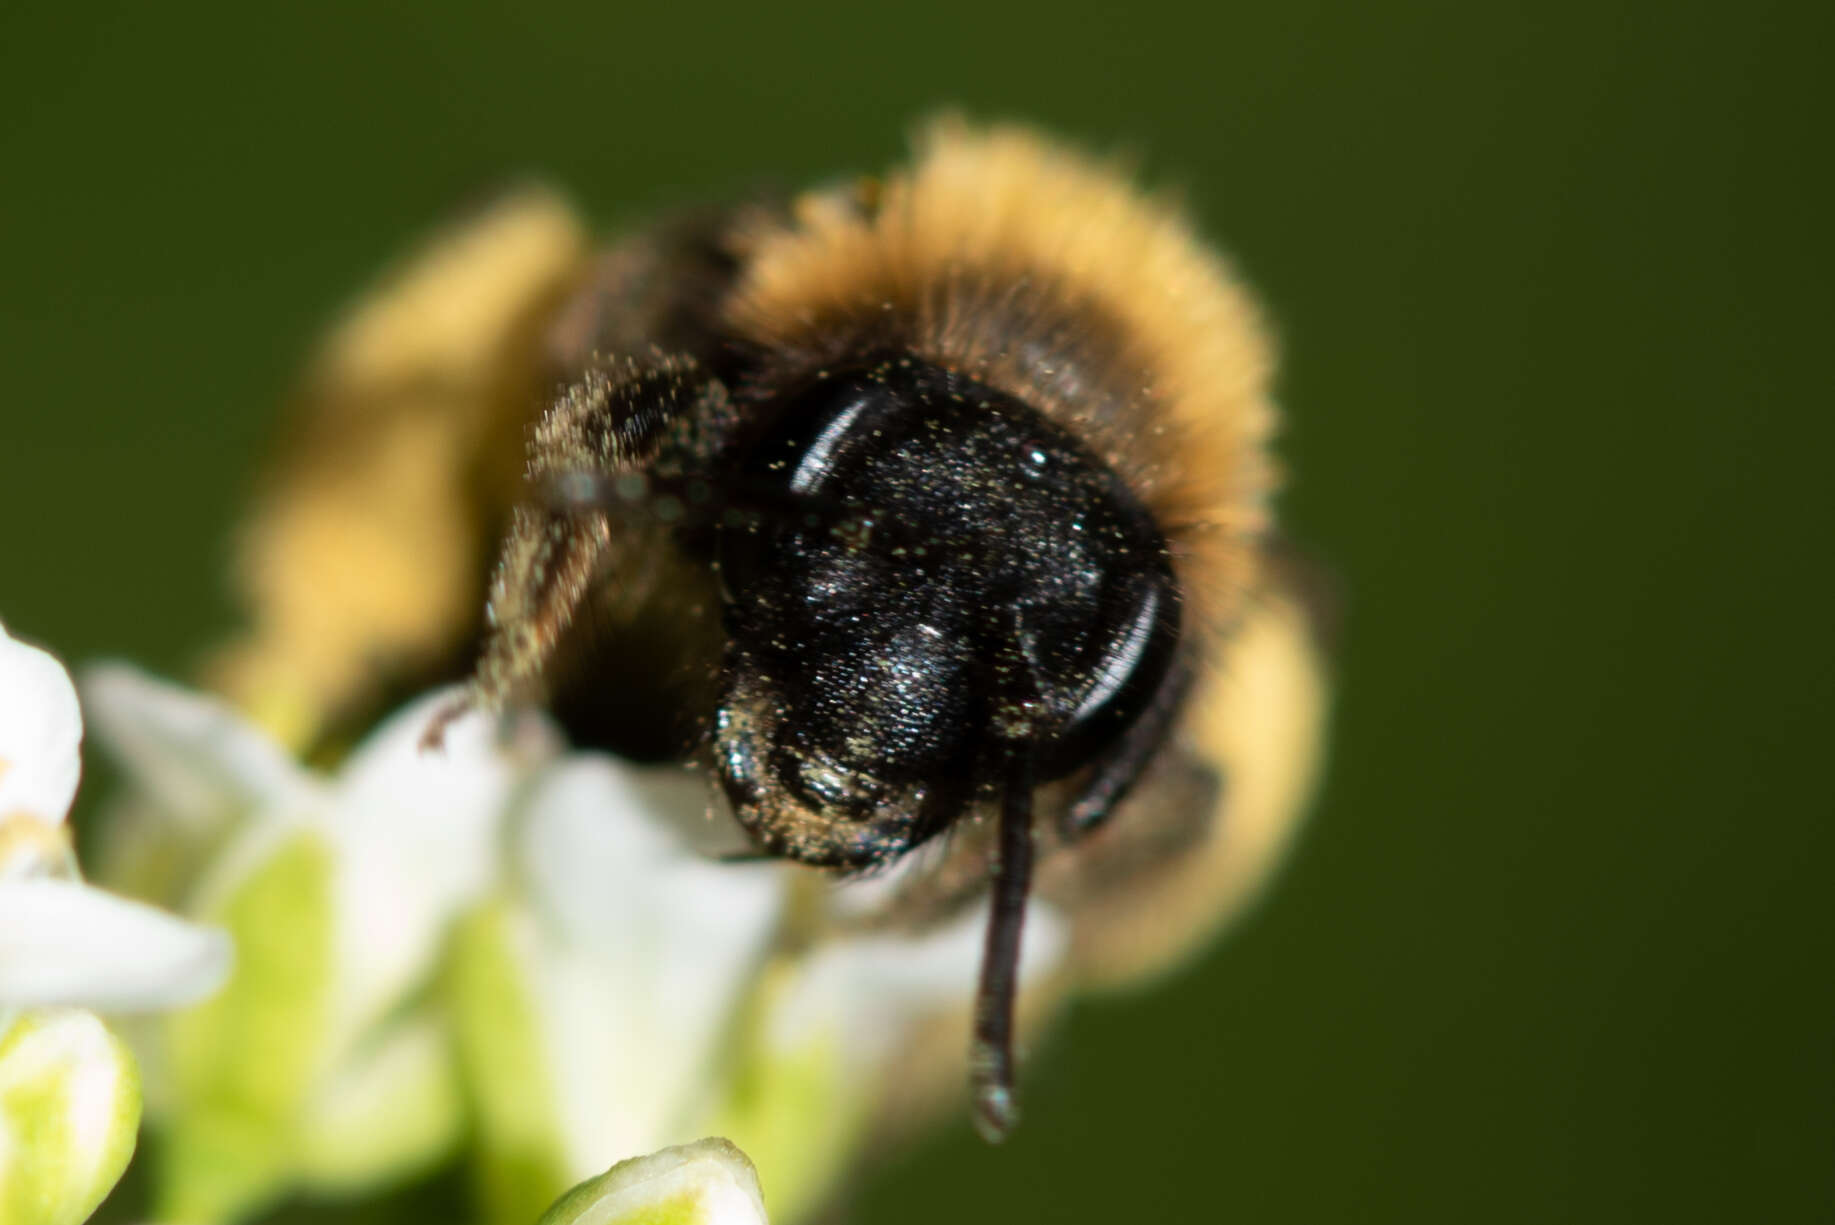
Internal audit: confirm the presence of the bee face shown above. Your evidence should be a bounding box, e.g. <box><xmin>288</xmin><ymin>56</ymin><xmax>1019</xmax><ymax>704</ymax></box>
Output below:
<box><xmin>710</xmin><ymin>357</ymin><xmax>1182</xmax><ymax>870</ymax></box>
<box><xmin>247</xmin><ymin>118</ymin><xmax>1326</xmax><ymax>1144</ymax></box>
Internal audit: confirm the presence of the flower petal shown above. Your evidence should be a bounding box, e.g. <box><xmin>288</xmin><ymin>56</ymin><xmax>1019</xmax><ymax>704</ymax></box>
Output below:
<box><xmin>79</xmin><ymin>663</ymin><xmax>314</xmax><ymax>827</ymax></box>
<box><xmin>0</xmin><ymin>879</ymin><xmax>231</xmax><ymax>1010</ymax></box>
<box><xmin>772</xmin><ymin>896</ymin><xmax>1066</xmax><ymax>1064</ymax></box>
<box><xmin>0</xmin><ymin>1009</ymin><xmax>141</xmax><ymax>1225</ymax></box>
<box><xmin>517</xmin><ymin>756</ymin><xmax>782</xmax><ymax>972</ymax></box>
<box><xmin>296</xmin><ymin>1009</ymin><xmax>464</xmax><ymax>1193</ymax></box>
<box><xmin>537</xmin><ymin>1138</ymin><xmax>768</xmax><ymax>1225</ymax></box>
<box><xmin>706</xmin><ymin>899</ymin><xmax>1067</xmax><ymax>1221</ymax></box>
<box><xmin>515</xmin><ymin>758</ymin><xmax>785</xmax><ymax>1175</ymax></box>
<box><xmin>0</xmin><ymin>619</ymin><xmax>82</xmax><ymax>825</ymax></box>
<box><xmin>321</xmin><ymin>689</ymin><xmax>544</xmax><ymax>1045</ymax></box>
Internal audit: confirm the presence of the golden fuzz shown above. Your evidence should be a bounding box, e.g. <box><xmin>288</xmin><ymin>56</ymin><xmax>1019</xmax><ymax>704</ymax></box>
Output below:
<box><xmin>727</xmin><ymin>119</ymin><xmax>1280</xmax><ymax>632</ymax></box>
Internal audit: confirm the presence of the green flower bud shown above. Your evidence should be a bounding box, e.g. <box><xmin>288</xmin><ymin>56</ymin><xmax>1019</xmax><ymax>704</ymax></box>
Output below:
<box><xmin>536</xmin><ymin>1139</ymin><xmax>767</xmax><ymax>1225</ymax></box>
<box><xmin>0</xmin><ymin>1010</ymin><xmax>141</xmax><ymax>1225</ymax></box>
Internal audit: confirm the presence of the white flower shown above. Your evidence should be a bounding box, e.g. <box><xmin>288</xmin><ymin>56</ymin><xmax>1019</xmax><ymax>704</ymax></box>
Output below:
<box><xmin>447</xmin><ymin>759</ymin><xmax>785</xmax><ymax>1224</ymax></box>
<box><xmin>536</xmin><ymin>1138</ymin><xmax>768</xmax><ymax>1225</ymax></box>
<box><xmin>79</xmin><ymin>666</ymin><xmax>550</xmax><ymax>1222</ymax></box>
<box><xmin>0</xmin><ymin>621</ymin><xmax>232</xmax><ymax>1014</ymax></box>
<box><xmin>509</xmin><ymin>760</ymin><xmax>785</xmax><ymax>1167</ymax></box>
<box><xmin>0</xmin><ymin>618</ymin><xmax>233</xmax><ymax>1225</ymax></box>
<box><xmin>455</xmin><ymin>754</ymin><xmax>1065</xmax><ymax>1225</ymax></box>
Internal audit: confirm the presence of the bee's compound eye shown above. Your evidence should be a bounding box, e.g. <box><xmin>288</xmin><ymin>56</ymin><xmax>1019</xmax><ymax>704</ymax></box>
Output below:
<box><xmin>1035</xmin><ymin>540</ymin><xmax>1180</xmax><ymax>776</ymax></box>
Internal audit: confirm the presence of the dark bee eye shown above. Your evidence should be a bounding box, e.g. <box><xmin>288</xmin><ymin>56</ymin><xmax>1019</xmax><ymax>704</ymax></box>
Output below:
<box><xmin>715</xmin><ymin>358</ymin><xmax>1180</xmax><ymax>816</ymax></box>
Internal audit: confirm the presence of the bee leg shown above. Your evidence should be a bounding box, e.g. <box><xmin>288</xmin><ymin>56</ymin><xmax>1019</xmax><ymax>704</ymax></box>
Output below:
<box><xmin>423</xmin><ymin>353</ymin><xmax>732</xmax><ymax>750</ymax></box>
<box><xmin>1060</xmin><ymin>658</ymin><xmax>1194</xmax><ymax>841</ymax></box>
<box><xmin>970</xmin><ymin>736</ymin><xmax>1035</xmax><ymax>1143</ymax></box>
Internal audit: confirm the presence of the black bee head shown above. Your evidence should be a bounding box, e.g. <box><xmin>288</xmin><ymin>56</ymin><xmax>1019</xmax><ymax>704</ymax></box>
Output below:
<box><xmin>711</xmin><ymin>358</ymin><xmax>1180</xmax><ymax>868</ymax></box>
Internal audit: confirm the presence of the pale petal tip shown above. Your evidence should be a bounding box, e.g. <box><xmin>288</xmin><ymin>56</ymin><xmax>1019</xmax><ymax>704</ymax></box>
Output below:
<box><xmin>0</xmin><ymin>879</ymin><xmax>233</xmax><ymax>1012</ymax></box>
<box><xmin>0</xmin><ymin>618</ymin><xmax>83</xmax><ymax>824</ymax></box>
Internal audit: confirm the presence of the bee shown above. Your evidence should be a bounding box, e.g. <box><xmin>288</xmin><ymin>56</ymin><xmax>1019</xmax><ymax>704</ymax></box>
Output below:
<box><xmin>216</xmin><ymin>118</ymin><xmax>1329</xmax><ymax>1141</ymax></box>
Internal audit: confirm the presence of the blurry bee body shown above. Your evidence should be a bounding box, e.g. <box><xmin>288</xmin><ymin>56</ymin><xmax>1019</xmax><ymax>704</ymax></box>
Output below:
<box><xmin>225</xmin><ymin>120</ymin><xmax>1328</xmax><ymax>1141</ymax></box>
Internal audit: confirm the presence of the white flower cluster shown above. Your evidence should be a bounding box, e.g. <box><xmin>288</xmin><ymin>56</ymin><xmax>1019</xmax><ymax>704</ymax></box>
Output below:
<box><xmin>1</xmin><ymin>630</ymin><xmax>1060</xmax><ymax>1225</ymax></box>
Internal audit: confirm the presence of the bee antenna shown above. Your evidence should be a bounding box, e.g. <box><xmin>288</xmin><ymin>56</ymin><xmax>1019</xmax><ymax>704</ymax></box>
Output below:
<box><xmin>970</xmin><ymin>736</ymin><xmax>1035</xmax><ymax>1142</ymax></box>
<box><xmin>970</xmin><ymin>606</ymin><xmax>1046</xmax><ymax>1142</ymax></box>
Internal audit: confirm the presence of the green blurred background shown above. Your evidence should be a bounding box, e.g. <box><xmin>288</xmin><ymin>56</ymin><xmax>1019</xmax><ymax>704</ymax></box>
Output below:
<box><xmin>4</xmin><ymin>1</ymin><xmax>1830</xmax><ymax>1222</ymax></box>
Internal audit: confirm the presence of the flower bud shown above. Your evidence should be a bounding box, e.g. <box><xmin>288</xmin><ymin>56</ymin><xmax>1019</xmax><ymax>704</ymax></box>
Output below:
<box><xmin>536</xmin><ymin>1139</ymin><xmax>767</xmax><ymax>1225</ymax></box>
<box><xmin>0</xmin><ymin>1010</ymin><xmax>141</xmax><ymax>1225</ymax></box>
